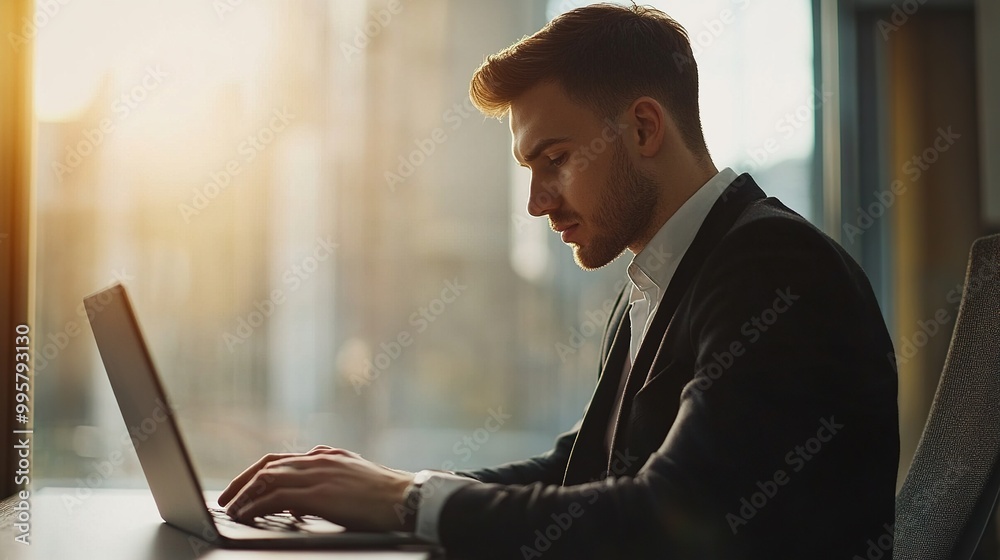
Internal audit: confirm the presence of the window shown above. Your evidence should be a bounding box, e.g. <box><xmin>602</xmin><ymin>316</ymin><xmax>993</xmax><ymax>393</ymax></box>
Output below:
<box><xmin>33</xmin><ymin>0</ymin><xmax>816</xmax><ymax>491</ymax></box>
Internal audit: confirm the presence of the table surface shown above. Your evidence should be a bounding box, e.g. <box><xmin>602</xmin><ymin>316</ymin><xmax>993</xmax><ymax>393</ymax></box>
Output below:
<box><xmin>0</xmin><ymin>488</ymin><xmax>435</xmax><ymax>560</ymax></box>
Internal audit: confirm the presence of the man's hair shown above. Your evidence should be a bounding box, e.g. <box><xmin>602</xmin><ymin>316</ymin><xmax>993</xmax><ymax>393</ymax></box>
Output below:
<box><xmin>470</xmin><ymin>3</ymin><xmax>708</xmax><ymax>158</ymax></box>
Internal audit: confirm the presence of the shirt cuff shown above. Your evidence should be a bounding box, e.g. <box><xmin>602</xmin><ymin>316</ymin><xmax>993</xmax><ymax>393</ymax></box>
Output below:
<box><xmin>414</xmin><ymin>471</ymin><xmax>480</xmax><ymax>543</ymax></box>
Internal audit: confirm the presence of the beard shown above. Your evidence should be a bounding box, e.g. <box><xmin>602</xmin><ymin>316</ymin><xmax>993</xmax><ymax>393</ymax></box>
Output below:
<box><xmin>568</xmin><ymin>142</ymin><xmax>660</xmax><ymax>270</ymax></box>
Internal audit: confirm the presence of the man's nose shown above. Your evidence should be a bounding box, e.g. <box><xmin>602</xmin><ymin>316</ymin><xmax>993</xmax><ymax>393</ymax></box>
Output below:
<box><xmin>527</xmin><ymin>175</ymin><xmax>560</xmax><ymax>217</ymax></box>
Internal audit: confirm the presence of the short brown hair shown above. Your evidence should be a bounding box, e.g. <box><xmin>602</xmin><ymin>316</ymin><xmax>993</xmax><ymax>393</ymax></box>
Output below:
<box><xmin>470</xmin><ymin>3</ymin><xmax>708</xmax><ymax>158</ymax></box>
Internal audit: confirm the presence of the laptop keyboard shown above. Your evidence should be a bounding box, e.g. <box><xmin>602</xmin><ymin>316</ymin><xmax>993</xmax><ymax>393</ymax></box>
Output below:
<box><xmin>209</xmin><ymin>506</ymin><xmax>313</xmax><ymax>532</ymax></box>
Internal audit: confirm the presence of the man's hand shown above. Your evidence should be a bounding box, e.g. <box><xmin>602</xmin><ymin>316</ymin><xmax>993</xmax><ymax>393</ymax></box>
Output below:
<box><xmin>218</xmin><ymin>445</ymin><xmax>416</xmax><ymax>531</ymax></box>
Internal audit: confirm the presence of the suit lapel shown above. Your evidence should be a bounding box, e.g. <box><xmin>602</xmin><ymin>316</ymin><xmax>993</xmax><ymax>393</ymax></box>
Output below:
<box><xmin>631</xmin><ymin>174</ymin><xmax>766</xmax><ymax>380</ymax></box>
<box><xmin>563</xmin><ymin>174</ymin><xmax>768</xmax><ymax>485</ymax></box>
<box><xmin>607</xmin><ymin>173</ymin><xmax>767</xmax><ymax>474</ymax></box>
<box><xmin>561</xmin><ymin>290</ymin><xmax>631</xmax><ymax>486</ymax></box>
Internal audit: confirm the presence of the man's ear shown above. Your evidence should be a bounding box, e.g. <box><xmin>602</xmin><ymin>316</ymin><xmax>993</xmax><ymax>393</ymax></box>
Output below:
<box><xmin>627</xmin><ymin>96</ymin><xmax>667</xmax><ymax>158</ymax></box>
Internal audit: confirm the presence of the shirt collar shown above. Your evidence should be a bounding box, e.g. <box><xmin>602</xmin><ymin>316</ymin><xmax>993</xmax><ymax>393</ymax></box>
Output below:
<box><xmin>627</xmin><ymin>167</ymin><xmax>739</xmax><ymax>304</ymax></box>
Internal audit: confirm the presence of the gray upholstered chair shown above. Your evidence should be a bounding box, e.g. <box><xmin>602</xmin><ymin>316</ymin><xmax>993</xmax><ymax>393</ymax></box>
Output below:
<box><xmin>894</xmin><ymin>233</ymin><xmax>1000</xmax><ymax>559</ymax></box>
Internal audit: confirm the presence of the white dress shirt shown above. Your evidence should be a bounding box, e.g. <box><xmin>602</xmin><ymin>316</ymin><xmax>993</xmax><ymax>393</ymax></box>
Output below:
<box><xmin>414</xmin><ymin>167</ymin><xmax>740</xmax><ymax>544</ymax></box>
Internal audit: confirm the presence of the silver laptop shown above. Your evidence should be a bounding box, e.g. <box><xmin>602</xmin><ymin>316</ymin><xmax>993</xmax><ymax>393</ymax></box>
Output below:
<box><xmin>84</xmin><ymin>282</ymin><xmax>431</xmax><ymax>551</ymax></box>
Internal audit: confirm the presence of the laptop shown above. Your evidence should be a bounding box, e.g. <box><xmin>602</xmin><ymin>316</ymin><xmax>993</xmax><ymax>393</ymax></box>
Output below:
<box><xmin>84</xmin><ymin>282</ymin><xmax>432</xmax><ymax>551</ymax></box>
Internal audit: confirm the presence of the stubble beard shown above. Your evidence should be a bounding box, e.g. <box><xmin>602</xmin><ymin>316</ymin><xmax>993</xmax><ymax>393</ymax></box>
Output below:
<box><xmin>572</xmin><ymin>143</ymin><xmax>660</xmax><ymax>270</ymax></box>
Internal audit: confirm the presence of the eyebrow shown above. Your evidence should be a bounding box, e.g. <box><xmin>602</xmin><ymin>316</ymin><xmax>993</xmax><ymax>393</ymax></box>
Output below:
<box><xmin>514</xmin><ymin>136</ymin><xmax>572</xmax><ymax>167</ymax></box>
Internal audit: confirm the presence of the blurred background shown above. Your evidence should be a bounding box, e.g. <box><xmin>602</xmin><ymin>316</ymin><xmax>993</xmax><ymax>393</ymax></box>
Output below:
<box><xmin>20</xmin><ymin>0</ymin><xmax>823</xmax><ymax>484</ymax></box>
<box><xmin>1</xmin><ymin>0</ymin><xmax>998</xmax><ymax>549</ymax></box>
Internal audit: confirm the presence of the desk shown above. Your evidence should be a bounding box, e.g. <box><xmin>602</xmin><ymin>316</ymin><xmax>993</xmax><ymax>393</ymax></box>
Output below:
<box><xmin>0</xmin><ymin>488</ymin><xmax>434</xmax><ymax>560</ymax></box>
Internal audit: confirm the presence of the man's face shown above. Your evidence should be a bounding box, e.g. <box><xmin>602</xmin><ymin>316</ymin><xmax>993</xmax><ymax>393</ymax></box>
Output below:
<box><xmin>510</xmin><ymin>82</ymin><xmax>660</xmax><ymax>270</ymax></box>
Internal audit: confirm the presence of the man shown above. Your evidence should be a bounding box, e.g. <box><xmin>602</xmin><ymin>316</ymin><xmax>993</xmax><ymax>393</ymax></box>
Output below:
<box><xmin>219</xmin><ymin>4</ymin><xmax>899</xmax><ymax>558</ymax></box>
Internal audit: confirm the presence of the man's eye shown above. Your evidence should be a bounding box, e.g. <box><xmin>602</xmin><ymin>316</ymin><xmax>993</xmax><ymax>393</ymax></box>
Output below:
<box><xmin>549</xmin><ymin>154</ymin><xmax>568</xmax><ymax>167</ymax></box>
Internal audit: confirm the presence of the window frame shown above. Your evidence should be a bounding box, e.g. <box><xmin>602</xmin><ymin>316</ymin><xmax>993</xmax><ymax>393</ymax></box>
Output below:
<box><xmin>1</xmin><ymin>0</ymin><xmax>35</xmax><ymax>500</ymax></box>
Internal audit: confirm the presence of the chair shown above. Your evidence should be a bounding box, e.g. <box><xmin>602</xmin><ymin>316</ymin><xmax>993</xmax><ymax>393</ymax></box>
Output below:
<box><xmin>894</xmin><ymin>233</ymin><xmax>1000</xmax><ymax>559</ymax></box>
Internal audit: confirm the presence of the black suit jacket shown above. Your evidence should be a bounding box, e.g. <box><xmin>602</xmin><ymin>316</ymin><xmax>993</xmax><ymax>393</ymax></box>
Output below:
<box><xmin>447</xmin><ymin>174</ymin><xmax>899</xmax><ymax>559</ymax></box>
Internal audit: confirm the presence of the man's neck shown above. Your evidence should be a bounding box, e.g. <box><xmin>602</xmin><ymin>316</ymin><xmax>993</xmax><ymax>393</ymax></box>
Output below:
<box><xmin>629</xmin><ymin>161</ymin><xmax>719</xmax><ymax>255</ymax></box>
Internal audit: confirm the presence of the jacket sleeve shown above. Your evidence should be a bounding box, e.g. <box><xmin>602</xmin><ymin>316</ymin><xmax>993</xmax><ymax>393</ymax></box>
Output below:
<box><xmin>436</xmin><ymin>218</ymin><xmax>899</xmax><ymax>559</ymax></box>
<box><xmin>454</xmin><ymin>420</ymin><xmax>580</xmax><ymax>486</ymax></box>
